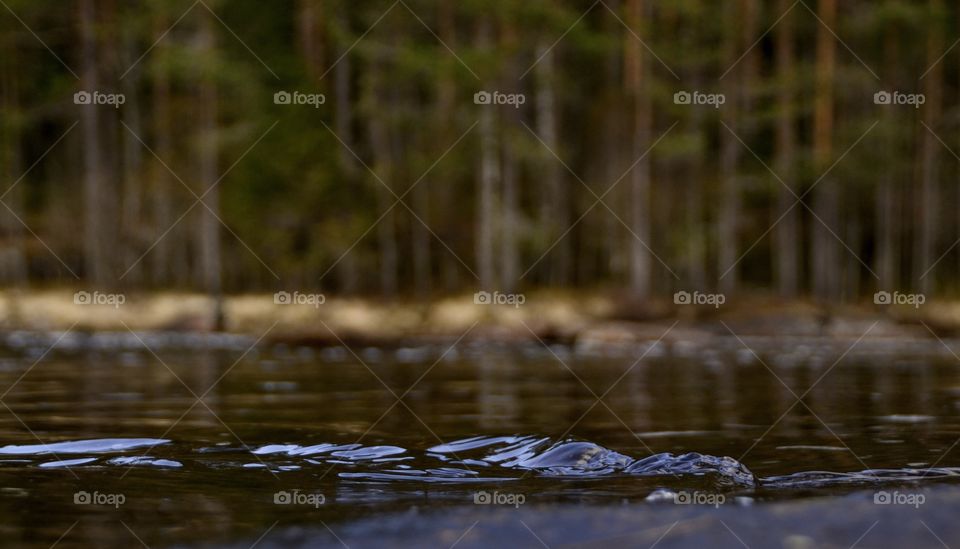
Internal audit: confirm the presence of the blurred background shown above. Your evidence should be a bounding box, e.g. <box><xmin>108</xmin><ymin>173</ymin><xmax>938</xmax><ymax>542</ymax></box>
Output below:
<box><xmin>0</xmin><ymin>0</ymin><xmax>955</xmax><ymax>304</ymax></box>
<box><xmin>6</xmin><ymin>4</ymin><xmax>960</xmax><ymax>547</ymax></box>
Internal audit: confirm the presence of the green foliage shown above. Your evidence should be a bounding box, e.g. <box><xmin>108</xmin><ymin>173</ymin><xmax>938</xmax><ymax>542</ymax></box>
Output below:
<box><xmin>0</xmin><ymin>0</ymin><xmax>955</xmax><ymax>297</ymax></box>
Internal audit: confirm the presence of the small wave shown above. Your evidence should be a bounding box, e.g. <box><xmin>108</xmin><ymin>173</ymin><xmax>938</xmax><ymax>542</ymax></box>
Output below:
<box><xmin>0</xmin><ymin>438</ymin><xmax>169</xmax><ymax>455</ymax></box>
<box><xmin>763</xmin><ymin>467</ymin><xmax>960</xmax><ymax>488</ymax></box>
<box><xmin>3</xmin><ymin>435</ymin><xmax>960</xmax><ymax>493</ymax></box>
<box><xmin>39</xmin><ymin>457</ymin><xmax>98</xmax><ymax>468</ymax></box>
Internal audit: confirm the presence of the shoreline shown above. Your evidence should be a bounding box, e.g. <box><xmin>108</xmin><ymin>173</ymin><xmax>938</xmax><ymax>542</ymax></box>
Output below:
<box><xmin>0</xmin><ymin>290</ymin><xmax>954</xmax><ymax>349</ymax></box>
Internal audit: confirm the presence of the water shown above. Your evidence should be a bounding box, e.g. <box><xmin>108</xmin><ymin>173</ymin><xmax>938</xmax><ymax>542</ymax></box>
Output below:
<box><xmin>2</xmin><ymin>332</ymin><xmax>960</xmax><ymax>547</ymax></box>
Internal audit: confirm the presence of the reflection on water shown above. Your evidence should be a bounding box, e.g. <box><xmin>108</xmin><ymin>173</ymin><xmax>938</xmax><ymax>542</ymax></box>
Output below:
<box><xmin>0</xmin><ymin>334</ymin><xmax>959</xmax><ymax>546</ymax></box>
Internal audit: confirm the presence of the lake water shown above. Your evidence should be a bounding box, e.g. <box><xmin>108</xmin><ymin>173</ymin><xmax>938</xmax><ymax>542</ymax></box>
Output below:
<box><xmin>1</xmin><ymin>331</ymin><xmax>960</xmax><ymax>547</ymax></box>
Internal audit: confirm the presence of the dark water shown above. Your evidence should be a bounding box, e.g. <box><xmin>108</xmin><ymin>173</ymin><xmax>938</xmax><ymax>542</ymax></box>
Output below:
<box><xmin>2</xmin><ymin>331</ymin><xmax>960</xmax><ymax>547</ymax></box>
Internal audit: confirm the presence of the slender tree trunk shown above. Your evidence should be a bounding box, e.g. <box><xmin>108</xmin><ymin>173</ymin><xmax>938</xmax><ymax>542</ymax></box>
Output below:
<box><xmin>0</xmin><ymin>40</ymin><xmax>26</xmax><ymax>285</ymax></box>
<box><xmin>121</xmin><ymin>27</ymin><xmax>143</xmax><ymax>286</ymax></box>
<box><xmin>79</xmin><ymin>0</ymin><xmax>106</xmax><ymax>285</ymax></box>
<box><xmin>535</xmin><ymin>39</ymin><xmax>567</xmax><ymax>286</ymax></box>
<box><xmin>874</xmin><ymin>28</ymin><xmax>899</xmax><ymax>288</ymax></box>
<box><xmin>476</xmin><ymin>102</ymin><xmax>499</xmax><ymax>291</ymax></box>
<box><xmin>499</xmin><ymin>23</ymin><xmax>520</xmax><ymax>293</ymax></box>
<box><xmin>297</xmin><ymin>0</ymin><xmax>323</xmax><ymax>79</ymax></box>
<box><xmin>774</xmin><ymin>0</ymin><xmax>799</xmax><ymax>297</ymax></box>
<box><xmin>437</xmin><ymin>2</ymin><xmax>460</xmax><ymax>293</ymax></box>
<box><xmin>812</xmin><ymin>0</ymin><xmax>838</xmax><ymax>299</ymax></box>
<box><xmin>500</xmin><ymin>126</ymin><xmax>519</xmax><ymax>293</ymax></box>
<box><xmin>367</xmin><ymin>58</ymin><xmax>398</xmax><ymax>297</ymax></box>
<box><xmin>601</xmin><ymin>0</ymin><xmax>624</xmax><ymax>281</ymax></box>
<box><xmin>845</xmin><ymin>214</ymin><xmax>861</xmax><ymax>298</ymax></box>
<box><xmin>333</xmin><ymin>16</ymin><xmax>358</xmax><ymax>294</ymax></box>
<box><xmin>197</xmin><ymin>11</ymin><xmax>223</xmax><ymax>329</ymax></box>
<box><xmin>411</xmin><ymin>154</ymin><xmax>432</xmax><ymax>297</ymax></box>
<box><xmin>150</xmin><ymin>20</ymin><xmax>178</xmax><ymax>286</ymax></box>
<box><xmin>916</xmin><ymin>0</ymin><xmax>943</xmax><ymax>293</ymax></box>
<box><xmin>475</xmin><ymin>21</ymin><xmax>498</xmax><ymax>290</ymax></box>
<box><xmin>477</xmin><ymin>107</ymin><xmax>498</xmax><ymax>290</ymax></box>
<box><xmin>624</xmin><ymin>0</ymin><xmax>652</xmax><ymax>298</ymax></box>
<box><xmin>687</xmin><ymin>81</ymin><xmax>707</xmax><ymax>290</ymax></box>
<box><xmin>717</xmin><ymin>0</ymin><xmax>742</xmax><ymax>294</ymax></box>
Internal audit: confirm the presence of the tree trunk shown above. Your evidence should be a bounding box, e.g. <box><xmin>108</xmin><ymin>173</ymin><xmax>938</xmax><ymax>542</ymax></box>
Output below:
<box><xmin>79</xmin><ymin>0</ymin><xmax>106</xmax><ymax>285</ymax></box>
<box><xmin>811</xmin><ymin>0</ymin><xmax>838</xmax><ymax>300</ymax></box>
<box><xmin>500</xmin><ymin>23</ymin><xmax>520</xmax><ymax>293</ymax></box>
<box><xmin>297</xmin><ymin>0</ymin><xmax>323</xmax><ymax>78</ymax></box>
<box><xmin>774</xmin><ymin>0</ymin><xmax>799</xmax><ymax>297</ymax></box>
<box><xmin>500</xmin><ymin>127</ymin><xmax>519</xmax><ymax>293</ymax></box>
<box><xmin>197</xmin><ymin>10</ymin><xmax>223</xmax><ymax>329</ymax></box>
<box><xmin>624</xmin><ymin>0</ymin><xmax>652</xmax><ymax>298</ymax></box>
<box><xmin>411</xmin><ymin>156</ymin><xmax>432</xmax><ymax>298</ymax></box>
<box><xmin>477</xmin><ymin>107</ymin><xmax>498</xmax><ymax>290</ymax></box>
<box><xmin>535</xmin><ymin>39</ymin><xmax>567</xmax><ymax>286</ymax></box>
<box><xmin>475</xmin><ymin>21</ymin><xmax>498</xmax><ymax>290</ymax></box>
<box><xmin>874</xmin><ymin>27</ymin><xmax>899</xmax><ymax>288</ymax></box>
<box><xmin>601</xmin><ymin>0</ymin><xmax>624</xmax><ymax>282</ymax></box>
<box><xmin>332</xmin><ymin>8</ymin><xmax>358</xmax><ymax>294</ymax></box>
<box><xmin>717</xmin><ymin>2</ymin><xmax>741</xmax><ymax>294</ymax></box>
<box><xmin>0</xmin><ymin>38</ymin><xmax>26</xmax><ymax>285</ymax></box>
<box><xmin>437</xmin><ymin>2</ymin><xmax>460</xmax><ymax>293</ymax></box>
<box><xmin>916</xmin><ymin>0</ymin><xmax>943</xmax><ymax>293</ymax></box>
<box><xmin>150</xmin><ymin>18</ymin><xmax>179</xmax><ymax>287</ymax></box>
<box><xmin>367</xmin><ymin>57</ymin><xmax>398</xmax><ymax>297</ymax></box>
<box><xmin>121</xmin><ymin>26</ymin><xmax>144</xmax><ymax>286</ymax></box>
<box><xmin>686</xmin><ymin>84</ymin><xmax>707</xmax><ymax>290</ymax></box>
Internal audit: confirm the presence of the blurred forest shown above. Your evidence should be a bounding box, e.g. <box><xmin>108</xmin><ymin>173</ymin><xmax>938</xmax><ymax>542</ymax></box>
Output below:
<box><xmin>0</xmin><ymin>0</ymin><xmax>957</xmax><ymax>301</ymax></box>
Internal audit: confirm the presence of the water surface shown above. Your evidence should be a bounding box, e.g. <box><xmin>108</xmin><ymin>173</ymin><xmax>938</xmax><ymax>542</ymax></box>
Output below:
<box><xmin>1</xmin><ymin>332</ymin><xmax>959</xmax><ymax>547</ymax></box>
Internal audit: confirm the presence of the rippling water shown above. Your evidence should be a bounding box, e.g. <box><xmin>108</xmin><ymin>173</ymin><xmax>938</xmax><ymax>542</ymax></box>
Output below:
<box><xmin>2</xmin><ymin>332</ymin><xmax>960</xmax><ymax>547</ymax></box>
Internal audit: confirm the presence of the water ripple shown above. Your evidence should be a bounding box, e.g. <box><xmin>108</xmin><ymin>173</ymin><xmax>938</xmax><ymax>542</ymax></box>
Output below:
<box><xmin>3</xmin><ymin>435</ymin><xmax>960</xmax><ymax>492</ymax></box>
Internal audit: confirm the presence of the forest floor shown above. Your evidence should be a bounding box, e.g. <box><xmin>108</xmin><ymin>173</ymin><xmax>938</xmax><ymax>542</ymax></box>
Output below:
<box><xmin>0</xmin><ymin>288</ymin><xmax>956</xmax><ymax>347</ymax></box>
